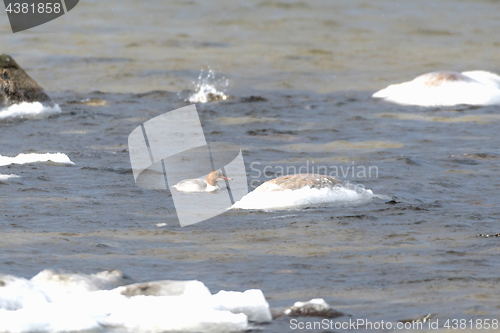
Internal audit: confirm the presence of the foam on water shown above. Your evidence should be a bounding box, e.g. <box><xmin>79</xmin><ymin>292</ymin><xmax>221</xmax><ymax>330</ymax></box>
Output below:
<box><xmin>0</xmin><ymin>270</ymin><xmax>272</xmax><ymax>333</ymax></box>
<box><xmin>372</xmin><ymin>71</ymin><xmax>500</xmax><ymax>106</ymax></box>
<box><xmin>232</xmin><ymin>184</ymin><xmax>375</xmax><ymax>210</ymax></box>
<box><xmin>187</xmin><ymin>69</ymin><xmax>229</xmax><ymax>103</ymax></box>
<box><xmin>0</xmin><ymin>153</ymin><xmax>74</xmax><ymax>167</ymax></box>
<box><xmin>0</xmin><ymin>102</ymin><xmax>61</xmax><ymax>120</ymax></box>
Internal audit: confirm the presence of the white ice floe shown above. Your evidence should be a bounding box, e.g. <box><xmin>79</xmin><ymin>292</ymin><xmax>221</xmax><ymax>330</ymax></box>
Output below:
<box><xmin>0</xmin><ymin>270</ymin><xmax>272</xmax><ymax>333</ymax></box>
<box><xmin>102</xmin><ymin>295</ymin><xmax>248</xmax><ymax>332</ymax></box>
<box><xmin>0</xmin><ymin>153</ymin><xmax>74</xmax><ymax>167</ymax></box>
<box><xmin>232</xmin><ymin>184</ymin><xmax>375</xmax><ymax>210</ymax></box>
<box><xmin>0</xmin><ymin>275</ymin><xmax>50</xmax><ymax>311</ymax></box>
<box><xmin>462</xmin><ymin>70</ymin><xmax>500</xmax><ymax>89</ymax></box>
<box><xmin>0</xmin><ymin>102</ymin><xmax>61</xmax><ymax>120</ymax></box>
<box><xmin>0</xmin><ymin>174</ymin><xmax>20</xmax><ymax>180</ymax></box>
<box><xmin>285</xmin><ymin>298</ymin><xmax>331</xmax><ymax>316</ymax></box>
<box><xmin>283</xmin><ymin>298</ymin><xmax>342</xmax><ymax>318</ymax></box>
<box><xmin>30</xmin><ymin>269</ymin><xmax>129</xmax><ymax>301</ymax></box>
<box><xmin>211</xmin><ymin>289</ymin><xmax>272</xmax><ymax>322</ymax></box>
<box><xmin>372</xmin><ymin>71</ymin><xmax>500</xmax><ymax>106</ymax></box>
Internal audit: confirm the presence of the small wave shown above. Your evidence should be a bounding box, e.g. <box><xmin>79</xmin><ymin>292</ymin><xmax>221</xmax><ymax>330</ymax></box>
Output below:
<box><xmin>232</xmin><ymin>184</ymin><xmax>375</xmax><ymax>210</ymax></box>
<box><xmin>0</xmin><ymin>102</ymin><xmax>61</xmax><ymax>120</ymax></box>
<box><xmin>0</xmin><ymin>269</ymin><xmax>271</xmax><ymax>333</ymax></box>
<box><xmin>186</xmin><ymin>69</ymin><xmax>229</xmax><ymax>103</ymax></box>
<box><xmin>0</xmin><ymin>153</ymin><xmax>74</xmax><ymax>167</ymax></box>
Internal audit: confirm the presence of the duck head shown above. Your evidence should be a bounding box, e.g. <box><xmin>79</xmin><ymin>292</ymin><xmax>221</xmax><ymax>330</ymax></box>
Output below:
<box><xmin>206</xmin><ymin>170</ymin><xmax>232</xmax><ymax>186</ymax></box>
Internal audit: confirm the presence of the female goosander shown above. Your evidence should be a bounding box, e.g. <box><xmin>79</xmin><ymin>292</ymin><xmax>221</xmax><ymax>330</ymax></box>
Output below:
<box><xmin>372</xmin><ymin>70</ymin><xmax>500</xmax><ymax>106</ymax></box>
<box><xmin>232</xmin><ymin>173</ymin><xmax>376</xmax><ymax>210</ymax></box>
<box><xmin>173</xmin><ymin>170</ymin><xmax>232</xmax><ymax>193</ymax></box>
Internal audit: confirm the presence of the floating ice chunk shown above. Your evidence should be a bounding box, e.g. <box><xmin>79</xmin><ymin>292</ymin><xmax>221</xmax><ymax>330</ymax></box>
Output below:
<box><xmin>0</xmin><ymin>304</ymin><xmax>99</xmax><ymax>333</ymax></box>
<box><xmin>232</xmin><ymin>185</ymin><xmax>374</xmax><ymax>210</ymax></box>
<box><xmin>0</xmin><ymin>153</ymin><xmax>74</xmax><ymax>167</ymax></box>
<box><xmin>30</xmin><ymin>269</ymin><xmax>130</xmax><ymax>301</ymax></box>
<box><xmin>0</xmin><ymin>174</ymin><xmax>20</xmax><ymax>180</ymax></box>
<box><xmin>372</xmin><ymin>71</ymin><xmax>500</xmax><ymax>106</ymax></box>
<box><xmin>212</xmin><ymin>289</ymin><xmax>272</xmax><ymax>323</ymax></box>
<box><xmin>461</xmin><ymin>70</ymin><xmax>500</xmax><ymax>89</ymax></box>
<box><xmin>0</xmin><ymin>102</ymin><xmax>61</xmax><ymax>120</ymax></box>
<box><xmin>116</xmin><ymin>280</ymin><xmax>212</xmax><ymax>298</ymax></box>
<box><xmin>0</xmin><ymin>284</ymin><xmax>101</xmax><ymax>333</ymax></box>
<box><xmin>102</xmin><ymin>294</ymin><xmax>248</xmax><ymax>332</ymax></box>
<box><xmin>284</xmin><ymin>298</ymin><xmax>344</xmax><ymax>318</ymax></box>
<box><xmin>0</xmin><ymin>275</ymin><xmax>50</xmax><ymax>311</ymax></box>
<box><xmin>0</xmin><ymin>270</ymin><xmax>273</xmax><ymax>332</ymax></box>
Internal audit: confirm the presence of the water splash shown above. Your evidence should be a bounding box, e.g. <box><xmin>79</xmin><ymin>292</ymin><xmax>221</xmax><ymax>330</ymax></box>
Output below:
<box><xmin>187</xmin><ymin>69</ymin><xmax>229</xmax><ymax>103</ymax></box>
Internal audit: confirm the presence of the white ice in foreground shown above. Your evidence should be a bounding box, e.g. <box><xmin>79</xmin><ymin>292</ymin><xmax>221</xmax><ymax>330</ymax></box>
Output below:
<box><xmin>30</xmin><ymin>269</ymin><xmax>129</xmax><ymax>300</ymax></box>
<box><xmin>372</xmin><ymin>70</ymin><xmax>500</xmax><ymax>106</ymax></box>
<box><xmin>0</xmin><ymin>102</ymin><xmax>61</xmax><ymax>120</ymax></box>
<box><xmin>0</xmin><ymin>270</ymin><xmax>272</xmax><ymax>333</ymax></box>
<box><xmin>232</xmin><ymin>184</ymin><xmax>375</xmax><ymax>210</ymax></box>
<box><xmin>0</xmin><ymin>153</ymin><xmax>74</xmax><ymax>167</ymax></box>
<box><xmin>212</xmin><ymin>290</ymin><xmax>272</xmax><ymax>322</ymax></box>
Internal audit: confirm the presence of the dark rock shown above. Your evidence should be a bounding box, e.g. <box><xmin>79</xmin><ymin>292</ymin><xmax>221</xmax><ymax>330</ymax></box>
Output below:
<box><xmin>0</xmin><ymin>280</ymin><xmax>5</xmax><ymax>287</ymax></box>
<box><xmin>0</xmin><ymin>54</ymin><xmax>51</xmax><ymax>107</ymax></box>
<box><xmin>240</xmin><ymin>96</ymin><xmax>267</xmax><ymax>103</ymax></box>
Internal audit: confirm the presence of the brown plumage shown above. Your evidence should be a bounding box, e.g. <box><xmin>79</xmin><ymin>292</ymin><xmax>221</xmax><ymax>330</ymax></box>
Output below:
<box><xmin>254</xmin><ymin>173</ymin><xmax>343</xmax><ymax>192</ymax></box>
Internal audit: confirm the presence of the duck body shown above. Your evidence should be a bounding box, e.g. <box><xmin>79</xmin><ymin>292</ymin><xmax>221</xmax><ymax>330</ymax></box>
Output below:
<box><xmin>173</xmin><ymin>170</ymin><xmax>230</xmax><ymax>193</ymax></box>
<box><xmin>173</xmin><ymin>178</ymin><xmax>217</xmax><ymax>192</ymax></box>
<box><xmin>372</xmin><ymin>71</ymin><xmax>500</xmax><ymax>106</ymax></box>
